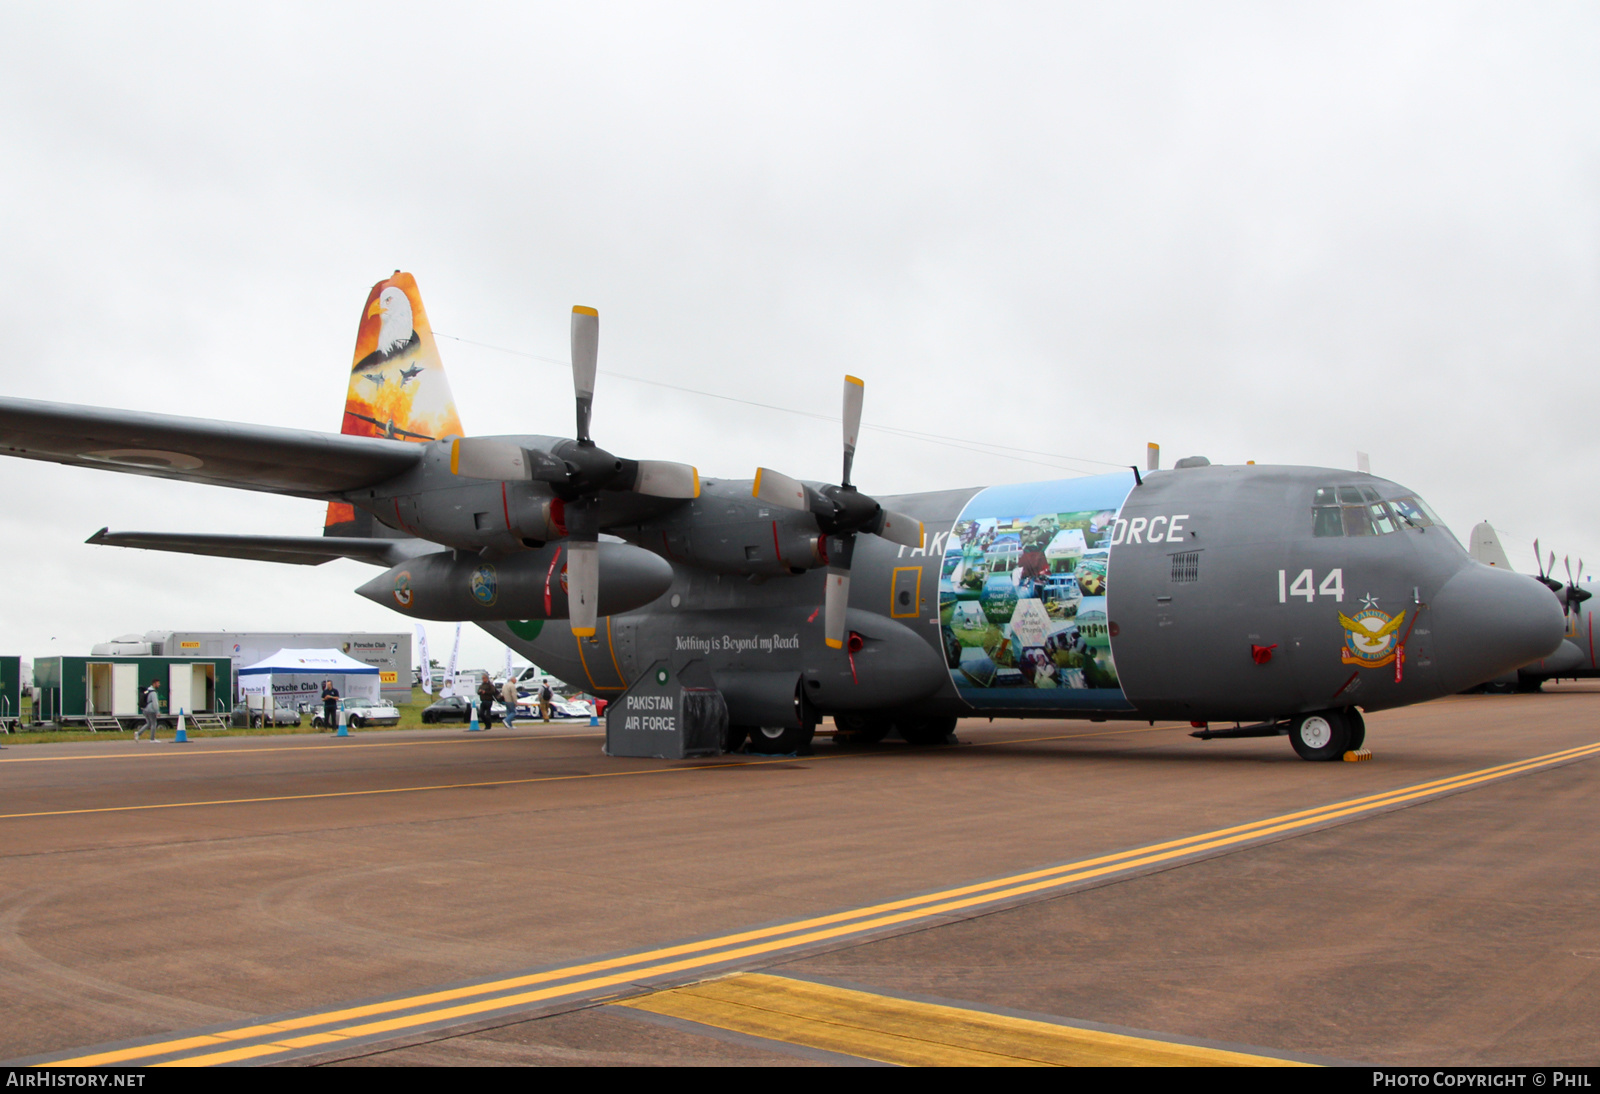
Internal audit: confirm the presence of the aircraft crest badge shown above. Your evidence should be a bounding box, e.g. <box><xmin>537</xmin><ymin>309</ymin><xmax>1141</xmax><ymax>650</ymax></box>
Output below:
<box><xmin>470</xmin><ymin>563</ymin><xmax>498</xmax><ymax>607</ymax></box>
<box><xmin>1339</xmin><ymin>599</ymin><xmax>1406</xmax><ymax>668</ymax></box>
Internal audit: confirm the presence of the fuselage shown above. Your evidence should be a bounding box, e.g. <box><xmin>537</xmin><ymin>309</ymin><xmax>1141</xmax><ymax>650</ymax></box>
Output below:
<box><xmin>487</xmin><ymin>463</ymin><xmax>1563</xmax><ymax>729</ymax></box>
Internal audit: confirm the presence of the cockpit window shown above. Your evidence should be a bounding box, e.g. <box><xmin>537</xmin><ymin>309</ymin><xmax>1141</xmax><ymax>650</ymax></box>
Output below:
<box><xmin>1368</xmin><ymin>501</ymin><xmax>1397</xmax><ymax>535</ymax></box>
<box><xmin>1314</xmin><ymin>486</ymin><xmax>1461</xmax><ymax>548</ymax></box>
<box><xmin>1389</xmin><ymin>496</ymin><xmax>1432</xmax><ymax>529</ymax></box>
<box><xmin>1313</xmin><ymin>485</ymin><xmax>1401</xmax><ymax>538</ymax></box>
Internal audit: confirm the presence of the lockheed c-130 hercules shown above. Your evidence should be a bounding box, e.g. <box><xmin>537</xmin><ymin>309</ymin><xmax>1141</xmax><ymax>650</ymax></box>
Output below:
<box><xmin>0</xmin><ymin>273</ymin><xmax>1563</xmax><ymax>760</ymax></box>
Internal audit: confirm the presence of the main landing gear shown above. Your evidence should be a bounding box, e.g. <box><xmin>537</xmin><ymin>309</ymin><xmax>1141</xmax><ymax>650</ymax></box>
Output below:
<box><xmin>831</xmin><ymin>712</ymin><xmax>957</xmax><ymax>747</ymax></box>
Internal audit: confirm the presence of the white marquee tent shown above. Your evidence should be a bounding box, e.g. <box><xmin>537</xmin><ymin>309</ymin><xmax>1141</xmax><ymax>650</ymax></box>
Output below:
<box><xmin>237</xmin><ymin>648</ymin><xmax>381</xmax><ymax>707</ymax></box>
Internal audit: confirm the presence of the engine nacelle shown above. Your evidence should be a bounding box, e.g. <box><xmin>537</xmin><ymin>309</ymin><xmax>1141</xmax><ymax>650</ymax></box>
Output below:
<box><xmin>622</xmin><ymin>479</ymin><xmax>827</xmax><ymax>578</ymax></box>
<box><xmin>356</xmin><ymin>542</ymin><xmax>672</xmax><ymax>621</ymax></box>
<box><xmin>351</xmin><ymin>440</ymin><xmax>570</xmax><ymax>552</ymax></box>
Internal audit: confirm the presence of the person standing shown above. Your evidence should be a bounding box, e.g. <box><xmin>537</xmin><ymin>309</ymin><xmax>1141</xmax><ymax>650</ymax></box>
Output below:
<box><xmin>476</xmin><ymin>673</ymin><xmax>496</xmax><ymax>730</ymax></box>
<box><xmin>538</xmin><ymin>680</ymin><xmax>553</xmax><ymax>723</ymax></box>
<box><xmin>500</xmin><ymin>676</ymin><xmax>518</xmax><ymax>728</ymax></box>
<box><xmin>135</xmin><ymin>679</ymin><xmax>160</xmax><ymax>741</ymax></box>
<box><xmin>321</xmin><ymin>680</ymin><xmax>340</xmax><ymax>732</ymax></box>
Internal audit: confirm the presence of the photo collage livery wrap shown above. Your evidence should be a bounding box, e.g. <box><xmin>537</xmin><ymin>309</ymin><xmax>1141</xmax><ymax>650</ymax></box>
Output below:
<box><xmin>941</xmin><ymin>472</ymin><xmax>1137</xmax><ymax>711</ymax></box>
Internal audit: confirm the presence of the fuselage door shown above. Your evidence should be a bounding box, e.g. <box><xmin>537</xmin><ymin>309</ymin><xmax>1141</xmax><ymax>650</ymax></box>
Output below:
<box><xmin>890</xmin><ymin>566</ymin><xmax>922</xmax><ymax>619</ymax></box>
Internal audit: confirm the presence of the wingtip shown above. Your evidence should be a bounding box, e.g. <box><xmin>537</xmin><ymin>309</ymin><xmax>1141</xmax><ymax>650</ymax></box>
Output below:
<box><xmin>86</xmin><ymin>526</ymin><xmax>109</xmax><ymax>544</ymax></box>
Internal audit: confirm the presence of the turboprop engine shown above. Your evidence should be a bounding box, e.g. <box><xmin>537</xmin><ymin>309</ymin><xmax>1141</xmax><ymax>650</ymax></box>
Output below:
<box><xmin>356</xmin><ymin>542</ymin><xmax>673</xmax><ymax>622</ymax></box>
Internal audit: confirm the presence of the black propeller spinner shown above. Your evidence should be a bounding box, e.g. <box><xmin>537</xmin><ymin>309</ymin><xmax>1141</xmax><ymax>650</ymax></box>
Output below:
<box><xmin>754</xmin><ymin>376</ymin><xmax>924</xmax><ymax>649</ymax></box>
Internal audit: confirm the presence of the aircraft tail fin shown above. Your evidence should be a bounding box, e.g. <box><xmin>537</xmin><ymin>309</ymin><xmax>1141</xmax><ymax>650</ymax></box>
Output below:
<box><xmin>324</xmin><ymin>272</ymin><xmax>465</xmax><ymax>538</ymax></box>
<box><xmin>1469</xmin><ymin>521</ymin><xmax>1514</xmax><ymax>570</ymax></box>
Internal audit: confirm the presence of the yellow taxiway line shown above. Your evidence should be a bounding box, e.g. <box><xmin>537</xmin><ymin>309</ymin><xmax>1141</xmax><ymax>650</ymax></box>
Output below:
<box><xmin>617</xmin><ymin>973</ymin><xmax>1303</xmax><ymax>1066</ymax></box>
<box><xmin>36</xmin><ymin>738</ymin><xmax>1600</xmax><ymax>1067</ymax></box>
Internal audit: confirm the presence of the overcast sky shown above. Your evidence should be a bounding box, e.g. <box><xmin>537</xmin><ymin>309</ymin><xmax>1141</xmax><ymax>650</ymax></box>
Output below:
<box><xmin>2</xmin><ymin>3</ymin><xmax>1597</xmax><ymax>673</ymax></box>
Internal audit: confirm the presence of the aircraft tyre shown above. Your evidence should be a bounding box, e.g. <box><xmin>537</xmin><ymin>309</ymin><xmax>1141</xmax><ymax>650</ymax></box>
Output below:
<box><xmin>745</xmin><ymin>724</ymin><xmax>814</xmax><ymax>754</ymax></box>
<box><xmin>898</xmin><ymin>715</ymin><xmax>958</xmax><ymax>746</ymax></box>
<box><xmin>723</xmin><ymin>724</ymin><xmax>748</xmax><ymax>753</ymax></box>
<box><xmin>1344</xmin><ymin>708</ymin><xmax>1365</xmax><ymax>751</ymax></box>
<box><xmin>833</xmin><ymin>712</ymin><xmax>891</xmax><ymax>745</ymax></box>
<box><xmin>1288</xmin><ymin>710</ymin><xmax>1352</xmax><ymax>761</ymax></box>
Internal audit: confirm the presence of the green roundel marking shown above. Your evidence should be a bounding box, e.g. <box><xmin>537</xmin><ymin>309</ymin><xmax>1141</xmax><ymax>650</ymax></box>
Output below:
<box><xmin>507</xmin><ymin>619</ymin><xmax>544</xmax><ymax>641</ymax></box>
<box><xmin>655</xmin><ymin>668</ymin><xmax>669</xmax><ymax>685</ymax></box>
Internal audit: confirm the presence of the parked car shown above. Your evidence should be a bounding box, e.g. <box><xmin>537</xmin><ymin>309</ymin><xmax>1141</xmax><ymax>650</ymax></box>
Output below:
<box><xmin>344</xmin><ymin>697</ymin><xmax>400</xmax><ymax>728</ymax></box>
<box><xmin>420</xmin><ymin>695</ymin><xmax>473</xmax><ymax>724</ymax></box>
<box><xmin>551</xmin><ymin>697</ymin><xmax>595</xmax><ymax>719</ymax></box>
<box><xmin>491</xmin><ymin>699</ymin><xmax>536</xmax><ymax>720</ymax></box>
<box><xmin>313</xmin><ymin>697</ymin><xmax>401</xmax><ymax>728</ymax></box>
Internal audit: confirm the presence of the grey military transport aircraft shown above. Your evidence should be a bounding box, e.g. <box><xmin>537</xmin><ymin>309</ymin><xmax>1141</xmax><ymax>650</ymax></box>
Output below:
<box><xmin>0</xmin><ymin>273</ymin><xmax>1564</xmax><ymax>760</ymax></box>
<box><xmin>1468</xmin><ymin>523</ymin><xmax>1595</xmax><ymax>692</ymax></box>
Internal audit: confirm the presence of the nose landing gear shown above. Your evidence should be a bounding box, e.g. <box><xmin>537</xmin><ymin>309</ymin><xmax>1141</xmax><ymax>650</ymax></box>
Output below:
<box><xmin>1288</xmin><ymin>708</ymin><xmax>1365</xmax><ymax>761</ymax></box>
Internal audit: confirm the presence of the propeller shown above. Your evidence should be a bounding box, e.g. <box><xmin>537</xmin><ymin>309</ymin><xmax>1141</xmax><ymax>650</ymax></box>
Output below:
<box><xmin>1565</xmin><ymin>556</ymin><xmax>1592</xmax><ymax>615</ymax></box>
<box><xmin>1534</xmin><ymin>540</ymin><xmax>1563</xmax><ymax>594</ymax></box>
<box><xmin>754</xmin><ymin>375</ymin><xmax>925</xmax><ymax>649</ymax></box>
<box><xmin>450</xmin><ymin>306</ymin><xmax>700</xmax><ymax>637</ymax></box>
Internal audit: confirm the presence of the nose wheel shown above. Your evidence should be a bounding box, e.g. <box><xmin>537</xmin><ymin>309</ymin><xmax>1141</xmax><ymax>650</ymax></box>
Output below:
<box><xmin>1288</xmin><ymin>709</ymin><xmax>1361</xmax><ymax>761</ymax></box>
<box><xmin>742</xmin><ymin>723</ymin><xmax>815</xmax><ymax>755</ymax></box>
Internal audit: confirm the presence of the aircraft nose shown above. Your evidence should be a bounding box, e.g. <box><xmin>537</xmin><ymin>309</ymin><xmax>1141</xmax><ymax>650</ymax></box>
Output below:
<box><xmin>1429</xmin><ymin>564</ymin><xmax>1564</xmax><ymax>692</ymax></box>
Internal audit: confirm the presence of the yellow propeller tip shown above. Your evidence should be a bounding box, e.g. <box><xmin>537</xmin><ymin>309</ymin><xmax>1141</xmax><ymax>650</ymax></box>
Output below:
<box><xmin>572</xmin><ymin>305</ymin><xmax>599</xmax><ymax>317</ymax></box>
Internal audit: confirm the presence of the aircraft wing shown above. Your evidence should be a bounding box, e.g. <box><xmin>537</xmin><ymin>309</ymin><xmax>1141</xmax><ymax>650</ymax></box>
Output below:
<box><xmin>0</xmin><ymin>397</ymin><xmax>423</xmax><ymax>498</ymax></box>
<box><xmin>86</xmin><ymin>529</ymin><xmax>434</xmax><ymax>567</ymax></box>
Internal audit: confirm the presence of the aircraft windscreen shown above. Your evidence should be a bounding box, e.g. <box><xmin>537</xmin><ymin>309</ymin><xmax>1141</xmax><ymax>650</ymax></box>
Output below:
<box><xmin>1312</xmin><ymin>485</ymin><xmax>1400</xmax><ymax>538</ymax></box>
<box><xmin>1312</xmin><ymin>486</ymin><xmax>1452</xmax><ymax>544</ymax></box>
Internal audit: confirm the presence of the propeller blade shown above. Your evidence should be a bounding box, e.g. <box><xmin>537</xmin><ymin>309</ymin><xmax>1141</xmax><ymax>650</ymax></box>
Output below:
<box><xmin>1551</xmin><ymin>550</ymin><xmax>1558</xmax><ymax>579</ymax></box>
<box><xmin>824</xmin><ymin>569</ymin><xmax>850</xmax><ymax>649</ymax></box>
<box><xmin>841</xmin><ymin>375</ymin><xmax>864</xmax><ymax>487</ymax></box>
<box><xmin>450</xmin><ymin>438</ymin><xmax>531</xmax><ymax>480</ymax></box>
<box><xmin>632</xmin><ymin>460</ymin><xmax>700</xmax><ymax>499</ymax></box>
<box><xmin>1567</xmin><ymin>556</ymin><xmax>1574</xmax><ymax>585</ymax></box>
<box><xmin>571</xmin><ymin>306</ymin><xmax>599</xmax><ymax>443</ymax></box>
<box><xmin>877</xmin><ymin>509</ymin><xmax>924</xmax><ymax>549</ymax></box>
<box><xmin>566</xmin><ymin>538</ymin><xmax>599</xmax><ymax>637</ymax></box>
<box><xmin>1534</xmin><ymin>539</ymin><xmax>1543</xmax><ymax>577</ymax></box>
<box><xmin>753</xmin><ymin>467</ymin><xmax>809</xmax><ymax>510</ymax></box>
<box><xmin>1147</xmin><ymin>442</ymin><xmax>1160</xmax><ymax>472</ymax></box>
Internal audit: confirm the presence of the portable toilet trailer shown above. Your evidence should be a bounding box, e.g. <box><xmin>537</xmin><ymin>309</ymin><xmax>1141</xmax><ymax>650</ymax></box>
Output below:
<box><xmin>0</xmin><ymin>656</ymin><xmax>19</xmax><ymax>728</ymax></box>
<box><xmin>32</xmin><ymin>656</ymin><xmax>231</xmax><ymax>727</ymax></box>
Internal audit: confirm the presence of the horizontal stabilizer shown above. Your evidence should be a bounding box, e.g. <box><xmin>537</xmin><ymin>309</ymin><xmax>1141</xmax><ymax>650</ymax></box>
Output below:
<box><xmin>86</xmin><ymin>529</ymin><xmax>431</xmax><ymax>568</ymax></box>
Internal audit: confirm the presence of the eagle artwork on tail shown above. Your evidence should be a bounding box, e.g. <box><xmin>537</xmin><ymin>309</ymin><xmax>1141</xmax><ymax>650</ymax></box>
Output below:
<box><xmin>324</xmin><ymin>272</ymin><xmax>467</xmax><ymax>538</ymax></box>
<box><xmin>356</xmin><ymin>285</ymin><xmax>422</xmax><ymax>370</ymax></box>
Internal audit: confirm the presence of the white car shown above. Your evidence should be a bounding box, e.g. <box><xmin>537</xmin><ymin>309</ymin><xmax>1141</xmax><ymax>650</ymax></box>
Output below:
<box><xmin>552</xmin><ymin>697</ymin><xmax>595</xmax><ymax>719</ymax></box>
<box><xmin>313</xmin><ymin>697</ymin><xmax>400</xmax><ymax>728</ymax></box>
